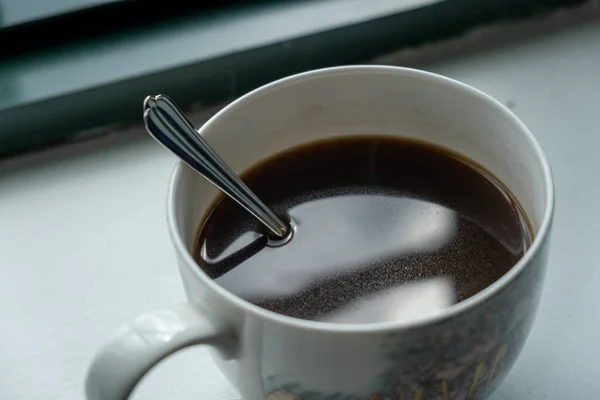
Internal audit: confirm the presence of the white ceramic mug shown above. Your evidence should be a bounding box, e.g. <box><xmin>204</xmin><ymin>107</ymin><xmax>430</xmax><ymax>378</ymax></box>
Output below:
<box><xmin>85</xmin><ymin>66</ymin><xmax>554</xmax><ymax>400</ymax></box>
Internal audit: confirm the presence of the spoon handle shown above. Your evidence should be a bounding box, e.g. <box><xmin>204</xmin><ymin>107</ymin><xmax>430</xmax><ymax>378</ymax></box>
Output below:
<box><xmin>143</xmin><ymin>94</ymin><xmax>289</xmax><ymax>238</ymax></box>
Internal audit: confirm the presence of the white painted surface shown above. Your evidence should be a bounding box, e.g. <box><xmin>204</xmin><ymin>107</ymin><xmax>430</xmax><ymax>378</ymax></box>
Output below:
<box><xmin>1</xmin><ymin>14</ymin><xmax>600</xmax><ymax>400</ymax></box>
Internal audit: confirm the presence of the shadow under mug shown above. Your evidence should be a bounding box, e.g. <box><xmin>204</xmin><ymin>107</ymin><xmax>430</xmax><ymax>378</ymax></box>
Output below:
<box><xmin>85</xmin><ymin>66</ymin><xmax>554</xmax><ymax>400</ymax></box>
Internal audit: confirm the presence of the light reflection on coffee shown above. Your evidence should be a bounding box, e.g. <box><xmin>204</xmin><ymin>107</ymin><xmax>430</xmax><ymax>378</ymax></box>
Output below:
<box><xmin>214</xmin><ymin>196</ymin><xmax>457</xmax><ymax>301</ymax></box>
<box><xmin>319</xmin><ymin>277</ymin><xmax>456</xmax><ymax>324</ymax></box>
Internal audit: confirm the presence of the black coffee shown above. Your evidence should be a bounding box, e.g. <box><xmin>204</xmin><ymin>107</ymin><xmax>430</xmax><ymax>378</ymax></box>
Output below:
<box><xmin>194</xmin><ymin>136</ymin><xmax>532</xmax><ymax>324</ymax></box>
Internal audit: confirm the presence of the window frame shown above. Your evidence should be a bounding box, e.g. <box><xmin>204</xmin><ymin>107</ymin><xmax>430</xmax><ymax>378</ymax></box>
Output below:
<box><xmin>0</xmin><ymin>0</ymin><xmax>587</xmax><ymax>159</ymax></box>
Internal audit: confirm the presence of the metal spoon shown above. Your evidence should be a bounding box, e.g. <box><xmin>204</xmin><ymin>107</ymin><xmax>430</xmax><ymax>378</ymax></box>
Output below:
<box><xmin>143</xmin><ymin>94</ymin><xmax>291</xmax><ymax>239</ymax></box>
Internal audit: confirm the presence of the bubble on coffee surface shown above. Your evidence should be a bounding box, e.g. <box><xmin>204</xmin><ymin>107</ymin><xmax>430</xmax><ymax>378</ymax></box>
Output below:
<box><xmin>195</xmin><ymin>136</ymin><xmax>532</xmax><ymax>324</ymax></box>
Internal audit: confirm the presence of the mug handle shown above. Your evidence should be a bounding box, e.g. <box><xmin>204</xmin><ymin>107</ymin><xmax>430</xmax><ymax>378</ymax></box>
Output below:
<box><xmin>85</xmin><ymin>304</ymin><xmax>234</xmax><ymax>400</ymax></box>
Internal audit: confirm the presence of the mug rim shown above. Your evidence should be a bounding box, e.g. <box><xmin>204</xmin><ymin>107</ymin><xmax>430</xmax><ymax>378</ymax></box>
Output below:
<box><xmin>166</xmin><ymin>65</ymin><xmax>555</xmax><ymax>333</ymax></box>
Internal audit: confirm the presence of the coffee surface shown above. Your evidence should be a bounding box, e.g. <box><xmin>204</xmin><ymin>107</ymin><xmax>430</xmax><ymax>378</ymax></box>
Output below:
<box><xmin>194</xmin><ymin>136</ymin><xmax>532</xmax><ymax>324</ymax></box>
